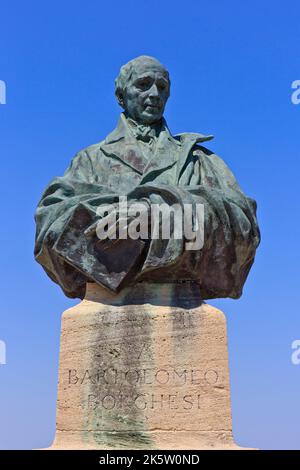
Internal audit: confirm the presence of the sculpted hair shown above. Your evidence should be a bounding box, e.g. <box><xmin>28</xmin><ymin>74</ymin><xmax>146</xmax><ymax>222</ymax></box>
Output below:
<box><xmin>115</xmin><ymin>55</ymin><xmax>170</xmax><ymax>107</ymax></box>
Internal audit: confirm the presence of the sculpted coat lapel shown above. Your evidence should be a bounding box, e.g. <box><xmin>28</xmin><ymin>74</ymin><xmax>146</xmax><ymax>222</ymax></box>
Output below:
<box><xmin>100</xmin><ymin>113</ymin><xmax>214</xmax><ymax>185</ymax></box>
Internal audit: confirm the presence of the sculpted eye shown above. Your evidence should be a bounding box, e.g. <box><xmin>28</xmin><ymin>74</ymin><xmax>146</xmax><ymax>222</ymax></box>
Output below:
<box><xmin>158</xmin><ymin>82</ymin><xmax>166</xmax><ymax>91</ymax></box>
<box><xmin>136</xmin><ymin>78</ymin><xmax>151</xmax><ymax>90</ymax></box>
<box><xmin>157</xmin><ymin>80</ymin><xmax>169</xmax><ymax>93</ymax></box>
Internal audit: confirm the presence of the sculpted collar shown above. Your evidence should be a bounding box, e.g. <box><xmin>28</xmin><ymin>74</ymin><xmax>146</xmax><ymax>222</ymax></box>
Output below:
<box><xmin>101</xmin><ymin>113</ymin><xmax>214</xmax><ymax>177</ymax></box>
<box><xmin>126</xmin><ymin>116</ymin><xmax>162</xmax><ymax>143</ymax></box>
<box><xmin>104</xmin><ymin>113</ymin><xmax>175</xmax><ymax>145</ymax></box>
<box><xmin>104</xmin><ymin>113</ymin><xmax>214</xmax><ymax>147</ymax></box>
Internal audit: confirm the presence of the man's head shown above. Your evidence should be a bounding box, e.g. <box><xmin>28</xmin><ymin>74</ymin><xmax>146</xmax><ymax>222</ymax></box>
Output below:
<box><xmin>115</xmin><ymin>55</ymin><xmax>170</xmax><ymax>125</ymax></box>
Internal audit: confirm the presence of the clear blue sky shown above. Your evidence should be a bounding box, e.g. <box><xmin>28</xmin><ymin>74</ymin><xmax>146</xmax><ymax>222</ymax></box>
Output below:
<box><xmin>0</xmin><ymin>0</ymin><xmax>299</xmax><ymax>450</ymax></box>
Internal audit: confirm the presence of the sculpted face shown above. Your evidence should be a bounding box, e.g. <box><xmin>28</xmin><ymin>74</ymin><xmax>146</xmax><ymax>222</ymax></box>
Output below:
<box><xmin>122</xmin><ymin>59</ymin><xmax>170</xmax><ymax>125</ymax></box>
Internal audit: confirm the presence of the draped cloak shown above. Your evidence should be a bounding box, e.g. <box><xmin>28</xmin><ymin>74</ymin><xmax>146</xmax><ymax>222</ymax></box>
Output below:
<box><xmin>34</xmin><ymin>114</ymin><xmax>260</xmax><ymax>299</ymax></box>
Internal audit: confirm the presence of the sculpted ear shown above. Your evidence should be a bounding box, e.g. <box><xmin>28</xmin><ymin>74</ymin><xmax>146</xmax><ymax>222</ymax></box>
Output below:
<box><xmin>115</xmin><ymin>89</ymin><xmax>125</xmax><ymax>109</ymax></box>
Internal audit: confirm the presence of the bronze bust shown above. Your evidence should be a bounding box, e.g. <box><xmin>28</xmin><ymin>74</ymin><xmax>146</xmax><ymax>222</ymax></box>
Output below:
<box><xmin>34</xmin><ymin>56</ymin><xmax>260</xmax><ymax>299</ymax></box>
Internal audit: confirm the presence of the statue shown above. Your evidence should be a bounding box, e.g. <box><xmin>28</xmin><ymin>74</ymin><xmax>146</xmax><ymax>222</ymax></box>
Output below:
<box><xmin>34</xmin><ymin>55</ymin><xmax>260</xmax><ymax>300</ymax></box>
<box><xmin>34</xmin><ymin>56</ymin><xmax>261</xmax><ymax>450</ymax></box>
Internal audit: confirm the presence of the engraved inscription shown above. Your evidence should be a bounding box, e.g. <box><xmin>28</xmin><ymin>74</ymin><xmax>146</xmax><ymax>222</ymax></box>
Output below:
<box><xmin>67</xmin><ymin>367</ymin><xmax>219</xmax><ymax>386</ymax></box>
<box><xmin>86</xmin><ymin>392</ymin><xmax>203</xmax><ymax>410</ymax></box>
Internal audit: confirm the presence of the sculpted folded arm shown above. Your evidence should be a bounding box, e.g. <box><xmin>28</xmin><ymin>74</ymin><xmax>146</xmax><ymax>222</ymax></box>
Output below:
<box><xmin>34</xmin><ymin>145</ymin><xmax>260</xmax><ymax>299</ymax></box>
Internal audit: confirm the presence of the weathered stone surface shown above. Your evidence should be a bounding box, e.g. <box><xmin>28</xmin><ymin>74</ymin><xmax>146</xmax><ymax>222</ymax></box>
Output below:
<box><xmin>50</xmin><ymin>282</ymin><xmax>238</xmax><ymax>450</ymax></box>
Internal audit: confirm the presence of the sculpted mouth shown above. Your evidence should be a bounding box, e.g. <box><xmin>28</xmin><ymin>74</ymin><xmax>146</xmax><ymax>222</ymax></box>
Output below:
<box><xmin>145</xmin><ymin>104</ymin><xmax>161</xmax><ymax>111</ymax></box>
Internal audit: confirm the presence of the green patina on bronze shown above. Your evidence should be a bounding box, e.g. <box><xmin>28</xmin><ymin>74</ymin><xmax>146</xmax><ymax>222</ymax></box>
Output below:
<box><xmin>34</xmin><ymin>55</ymin><xmax>260</xmax><ymax>300</ymax></box>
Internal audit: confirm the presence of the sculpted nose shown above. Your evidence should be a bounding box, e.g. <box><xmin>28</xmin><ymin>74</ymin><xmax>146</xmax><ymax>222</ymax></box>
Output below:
<box><xmin>148</xmin><ymin>84</ymin><xmax>159</xmax><ymax>98</ymax></box>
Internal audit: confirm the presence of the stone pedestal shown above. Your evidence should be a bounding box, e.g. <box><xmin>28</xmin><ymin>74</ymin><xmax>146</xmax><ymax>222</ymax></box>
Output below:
<box><xmin>50</xmin><ymin>282</ymin><xmax>238</xmax><ymax>449</ymax></box>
